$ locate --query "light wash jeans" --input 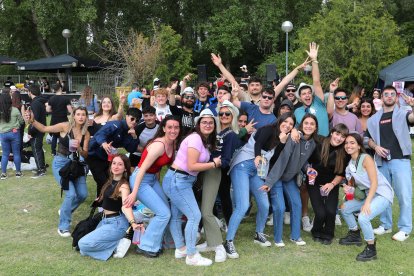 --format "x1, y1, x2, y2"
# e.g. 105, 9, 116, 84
270, 178, 302, 242
341, 195, 391, 241
378, 159, 412, 234
130, 168, 171, 253
52, 155, 88, 231
226, 159, 269, 241
0, 130, 21, 173
162, 169, 199, 255
79, 214, 129, 261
